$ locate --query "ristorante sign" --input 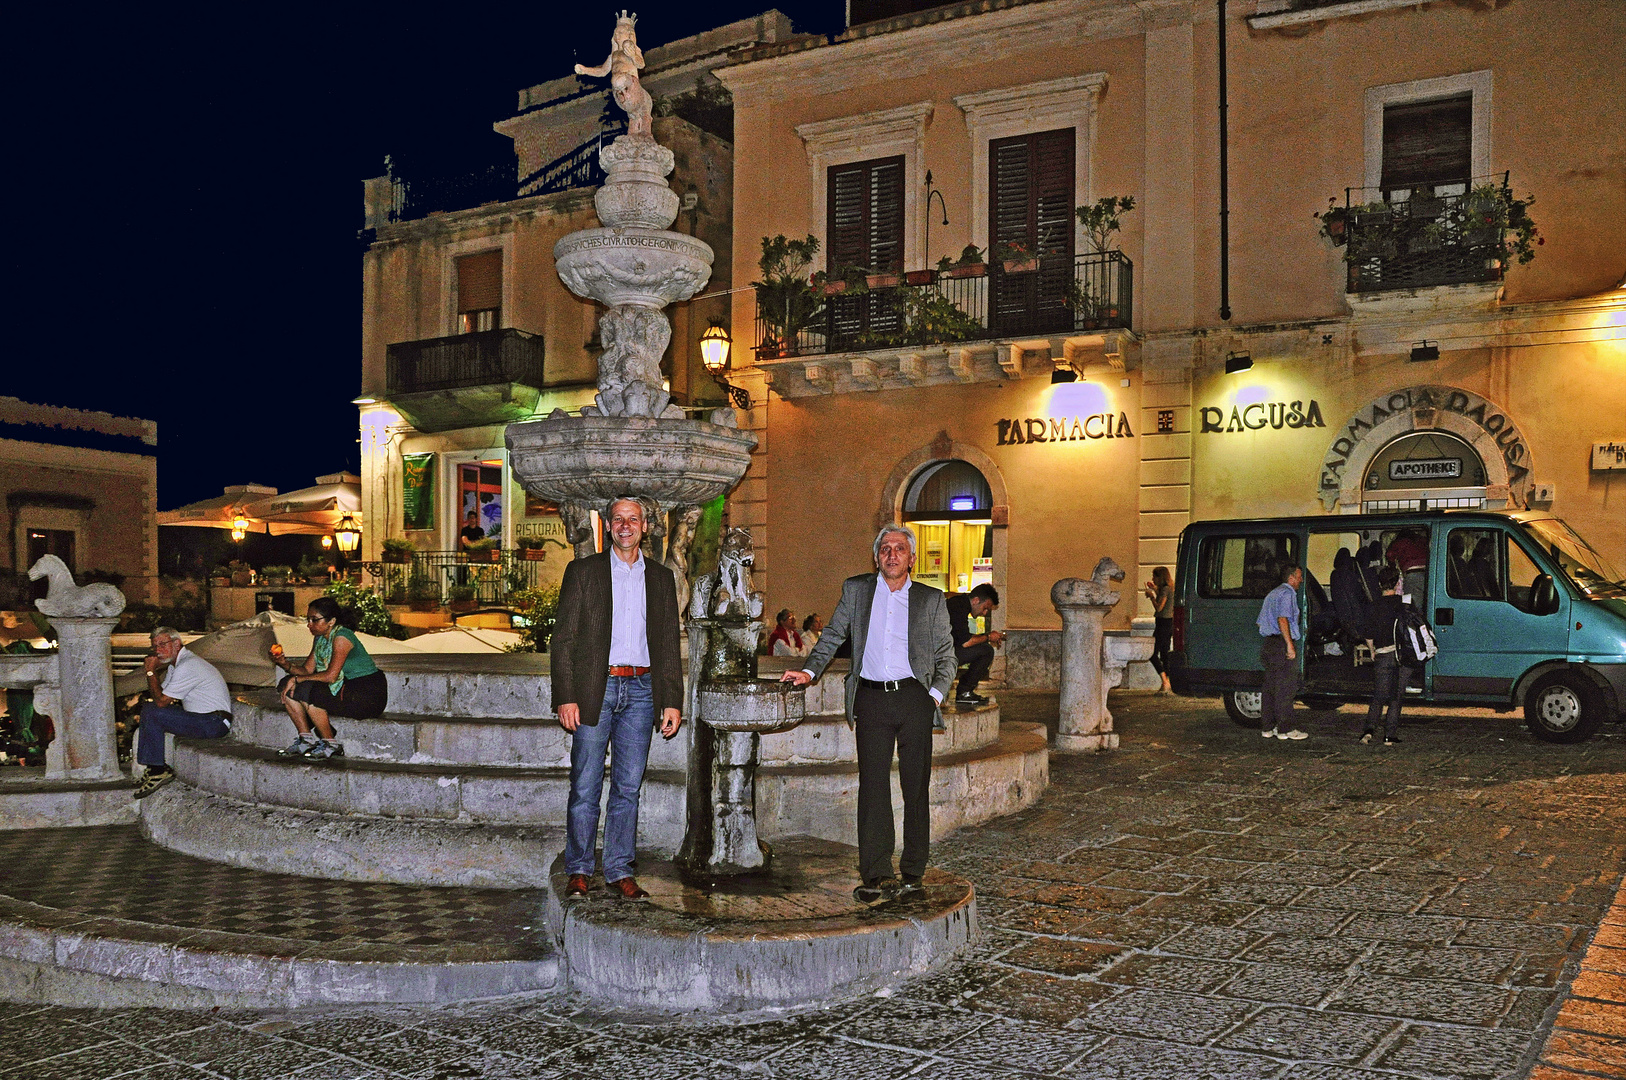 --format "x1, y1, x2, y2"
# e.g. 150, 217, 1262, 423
997, 413, 1133, 444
